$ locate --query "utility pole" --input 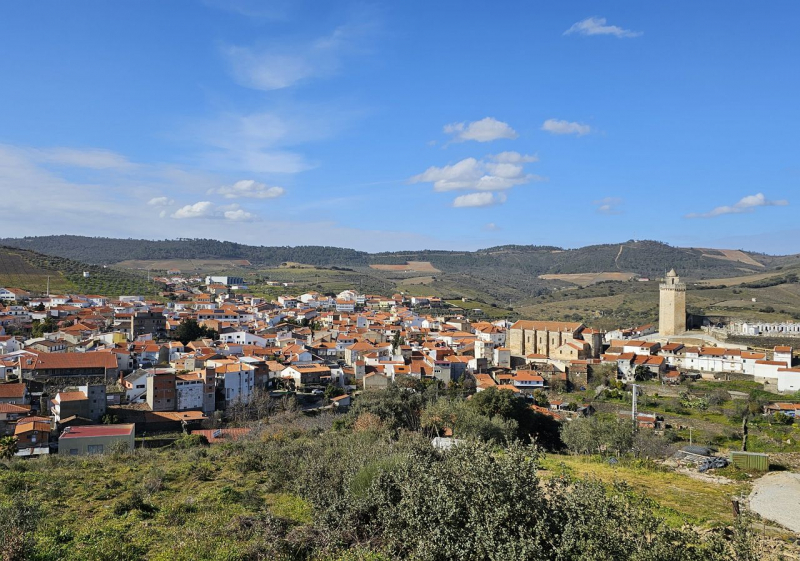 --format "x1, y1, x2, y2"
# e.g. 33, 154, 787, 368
631, 383, 638, 431
46, 275, 50, 297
